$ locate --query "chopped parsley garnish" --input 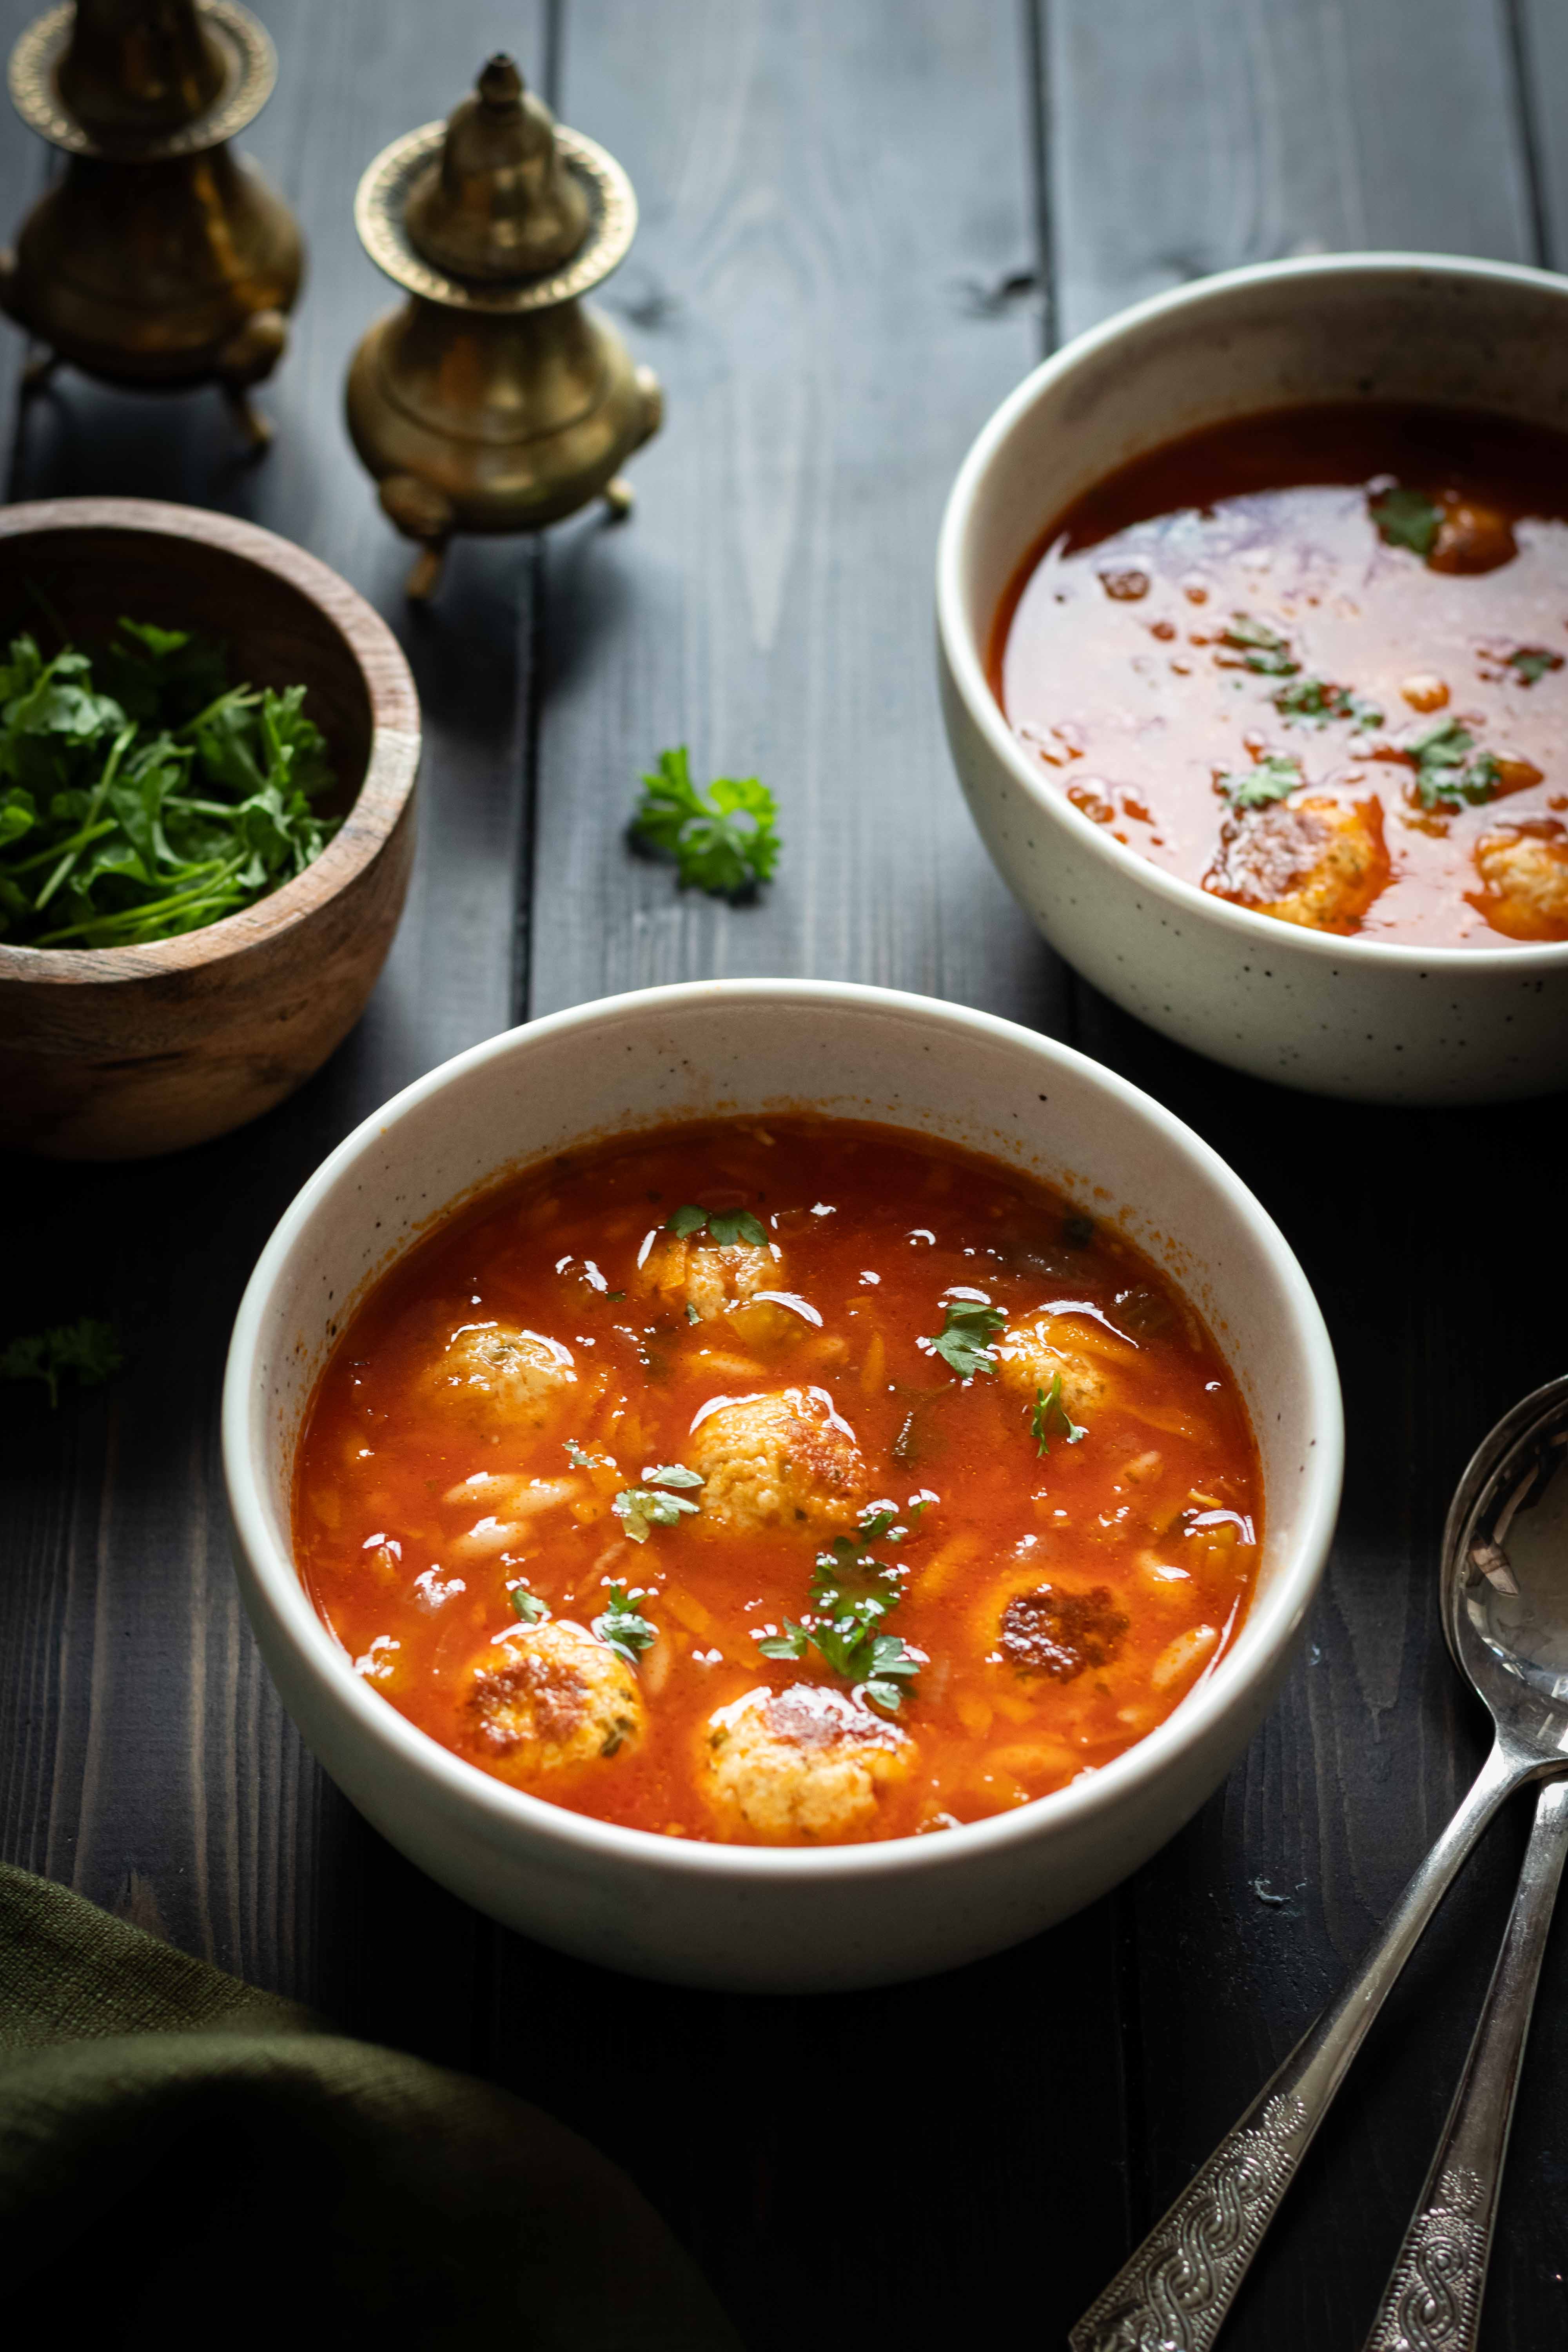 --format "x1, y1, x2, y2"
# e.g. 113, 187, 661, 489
593, 1584, 658, 1664
1370, 485, 1442, 559
0, 1316, 123, 1407
510, 1587, 549, 1624
0, 623, 338, 947
613, 1480, 701, 1542
1408, 717, 1500, 810
1217, 754, 1302, 810
642, 1462, 703, 1489
1031, 1372, 1087, 1456
924, 1294, 1006, 1379
1218, 615, 1298, 675
685, 1302, 700, 1325
629, 746, 781, 897
1272, 677, 1381, 730
665, 1203, 769, 1247
1506, 646, 1563, 686
757, 1502, 924, 1711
